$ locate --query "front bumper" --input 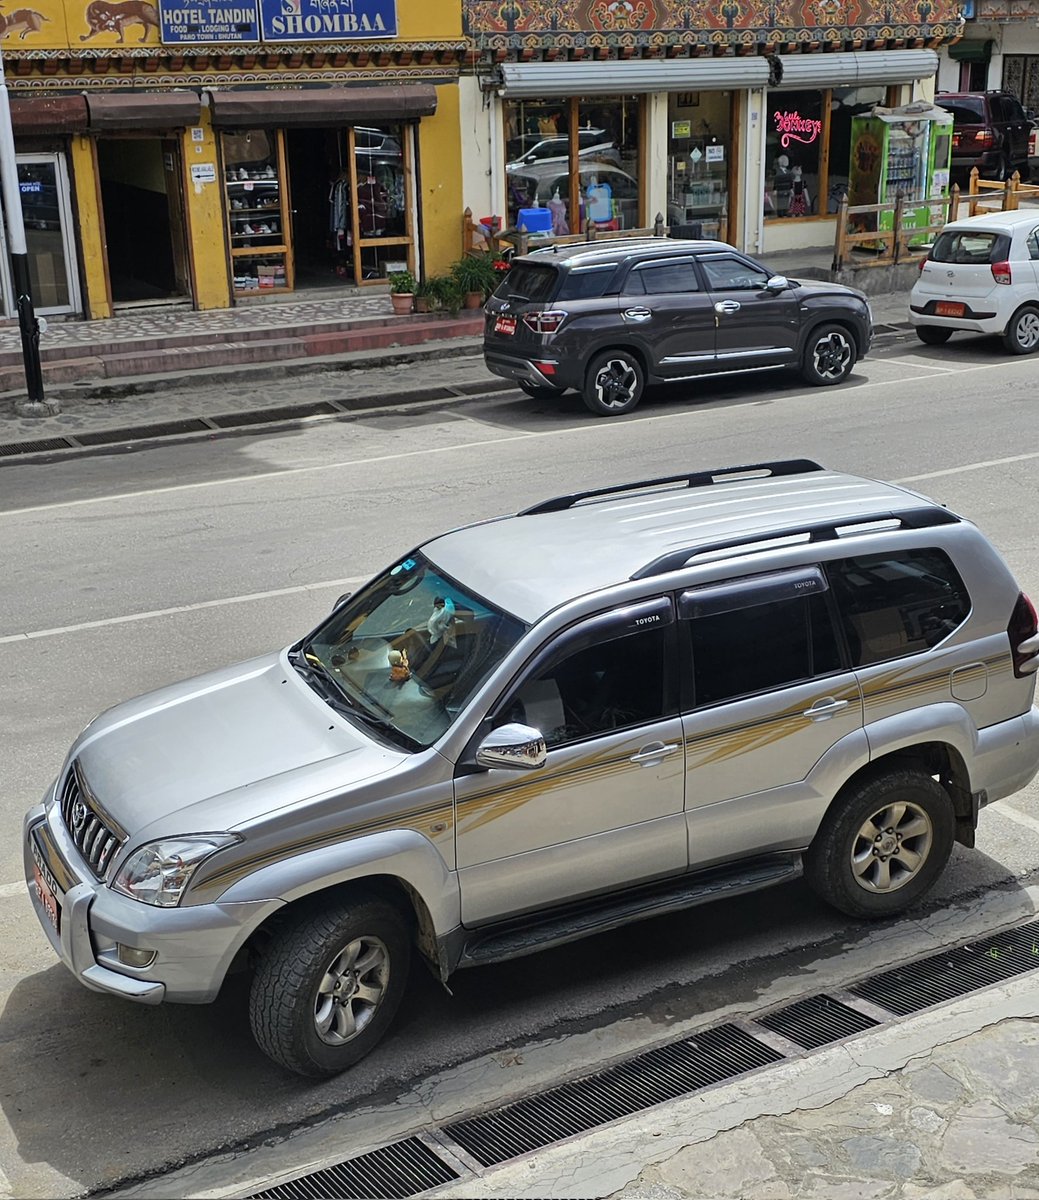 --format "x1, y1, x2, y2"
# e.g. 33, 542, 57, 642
24, 799, 282, 1005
